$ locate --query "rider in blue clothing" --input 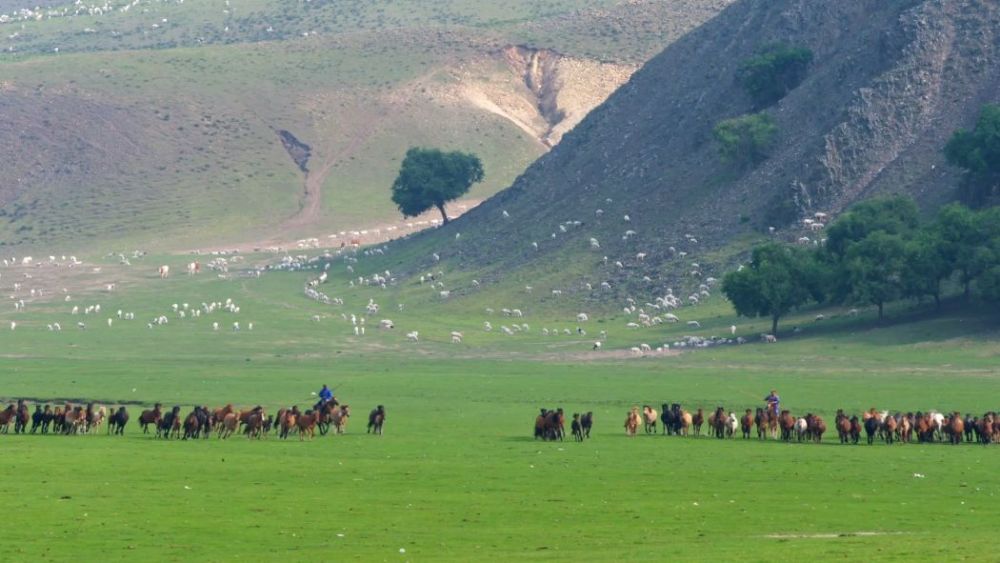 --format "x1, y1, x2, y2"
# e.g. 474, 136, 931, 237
319, 385, 334, 404
764, 390, 780, 416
